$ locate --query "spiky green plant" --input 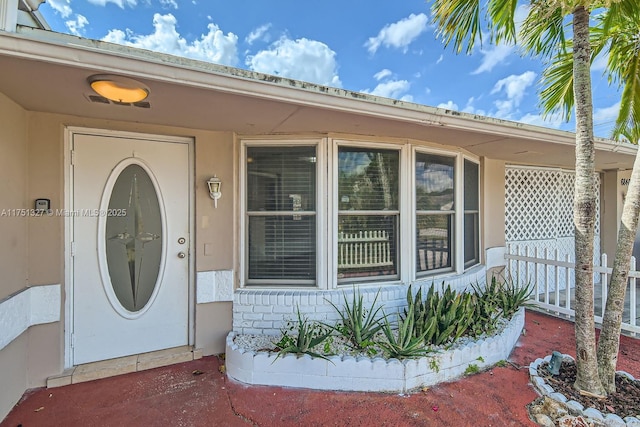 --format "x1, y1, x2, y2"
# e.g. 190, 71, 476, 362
405, 284, 475, 347
273, 308, 333, 361
378, 304, 432, 359
494, 276, 534, 319
325, 288, 385, 350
